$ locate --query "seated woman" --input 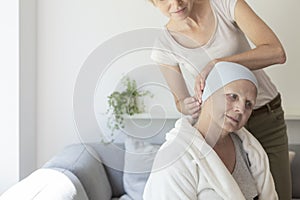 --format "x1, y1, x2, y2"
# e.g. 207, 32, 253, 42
143, 62, 278, 200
